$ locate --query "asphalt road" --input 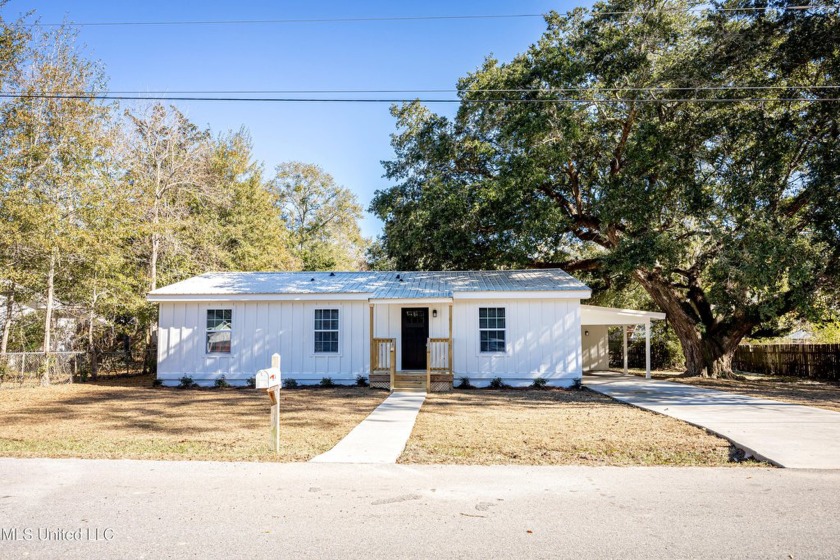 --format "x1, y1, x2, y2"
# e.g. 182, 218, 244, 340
1, 458, 839, 559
